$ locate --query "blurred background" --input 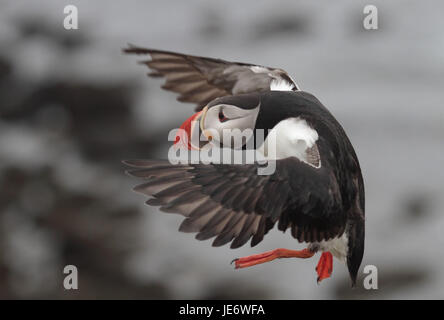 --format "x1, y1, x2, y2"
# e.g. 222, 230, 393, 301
0, 0, 443, 299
